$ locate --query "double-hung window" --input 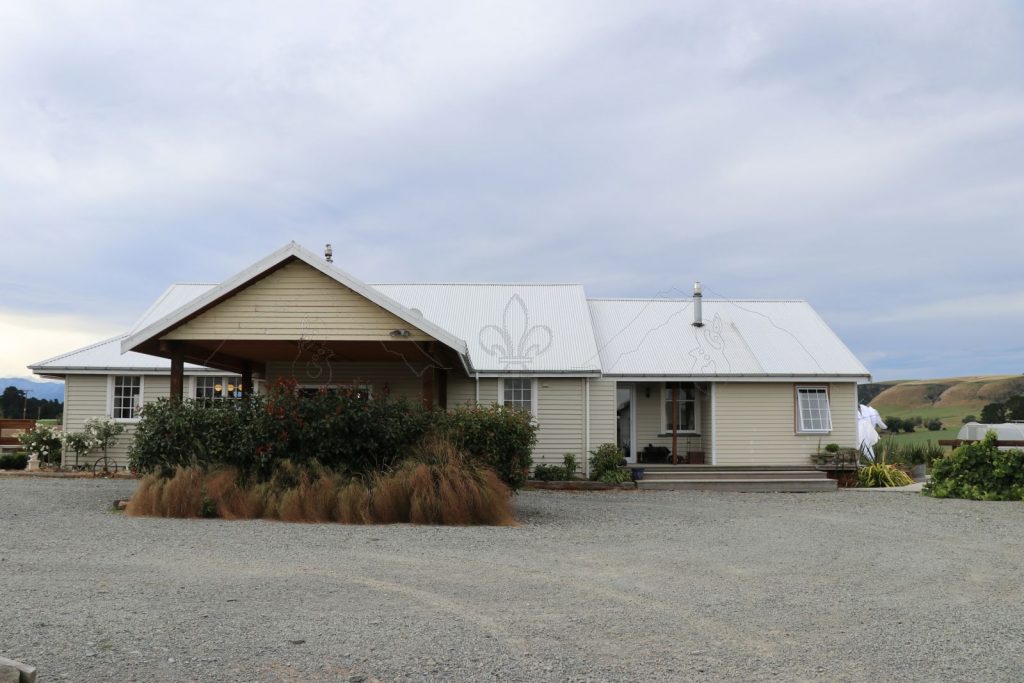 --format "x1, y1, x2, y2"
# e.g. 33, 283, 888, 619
111, 375, 143, 420
195, 376, 244, 401
796, 386, 832, 433
662, 382, 699, 433
500, 378, 536, 414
